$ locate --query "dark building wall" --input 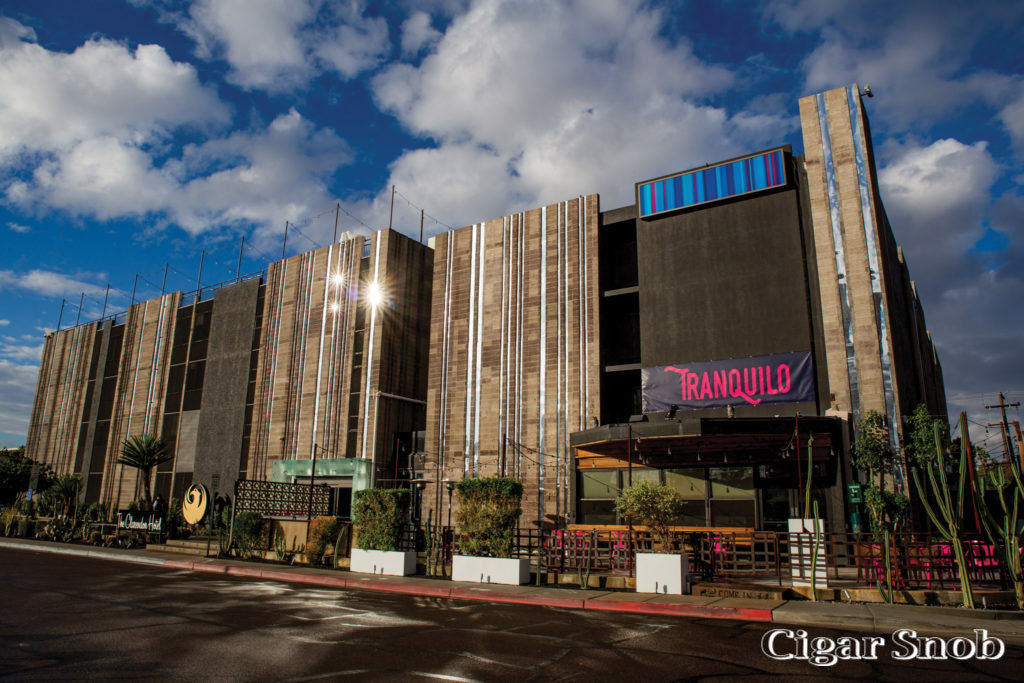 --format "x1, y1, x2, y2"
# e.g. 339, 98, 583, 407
635, 165, 820, 419
193, 278, 261, 495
